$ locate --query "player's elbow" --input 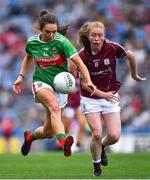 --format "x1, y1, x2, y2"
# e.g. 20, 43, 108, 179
126, 50, 136, 59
